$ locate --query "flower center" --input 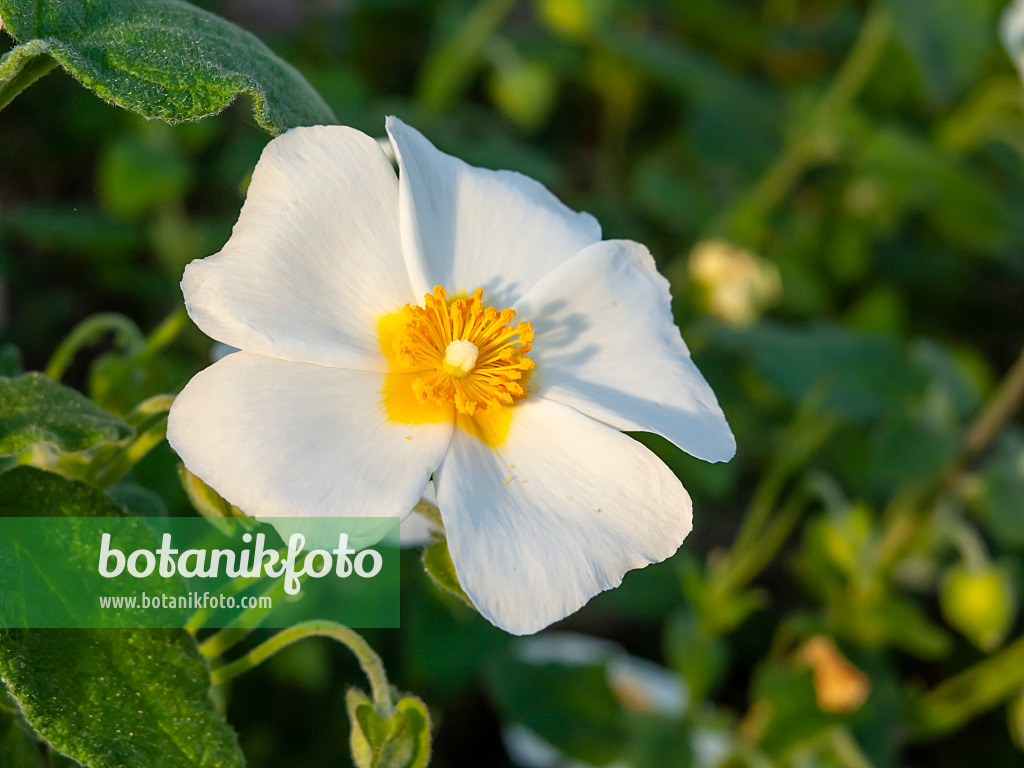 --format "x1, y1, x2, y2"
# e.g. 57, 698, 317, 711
383, 286, 534, 418
444, 339, 479, 375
